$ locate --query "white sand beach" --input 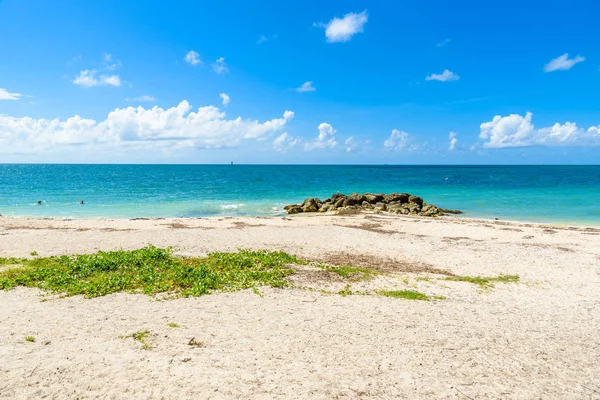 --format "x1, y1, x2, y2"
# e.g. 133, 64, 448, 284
1, 214, 599, 399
